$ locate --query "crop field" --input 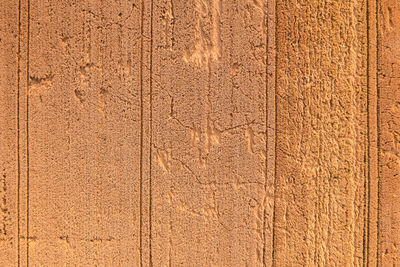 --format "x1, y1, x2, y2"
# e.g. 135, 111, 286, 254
0, 0, 399, 266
